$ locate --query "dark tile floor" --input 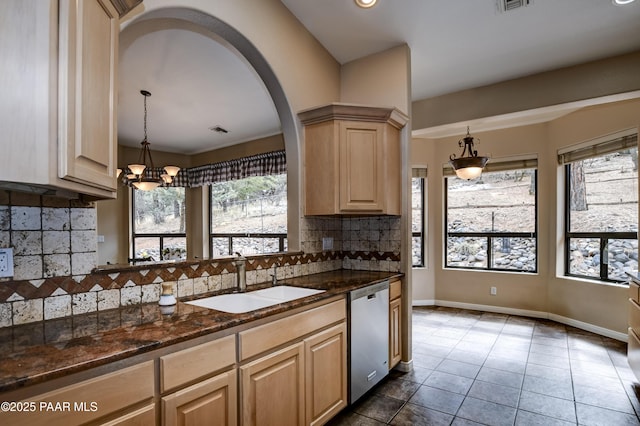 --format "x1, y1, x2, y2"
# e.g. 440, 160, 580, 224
328, 306, 640, 426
